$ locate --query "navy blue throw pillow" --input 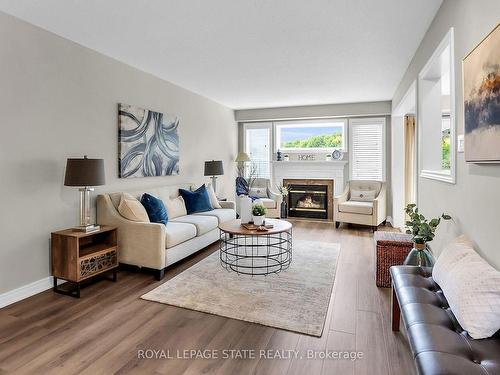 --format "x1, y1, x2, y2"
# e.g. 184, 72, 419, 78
140, 193, 168, 225
179, 185, 213, 214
